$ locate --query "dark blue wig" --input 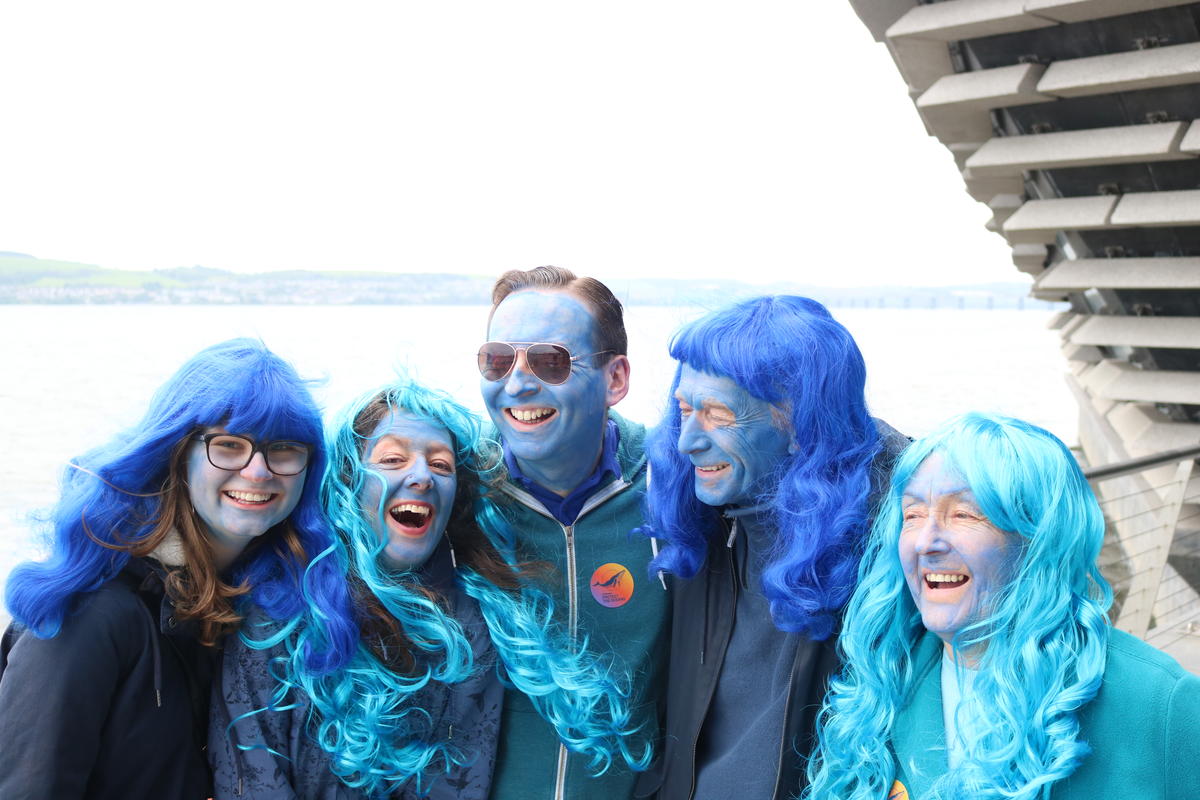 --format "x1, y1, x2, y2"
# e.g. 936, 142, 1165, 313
5, 338, 355, 667
644, 296, 880, 639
